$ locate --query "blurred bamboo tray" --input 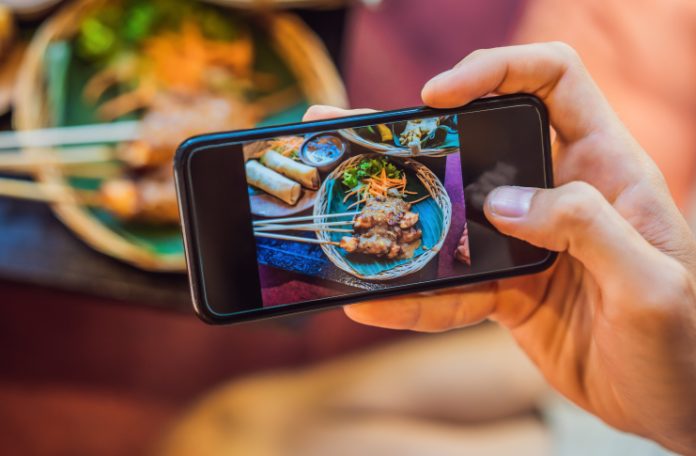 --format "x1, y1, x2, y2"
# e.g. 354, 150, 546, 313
204, 0, 351, 8
12, 0, 348, 272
